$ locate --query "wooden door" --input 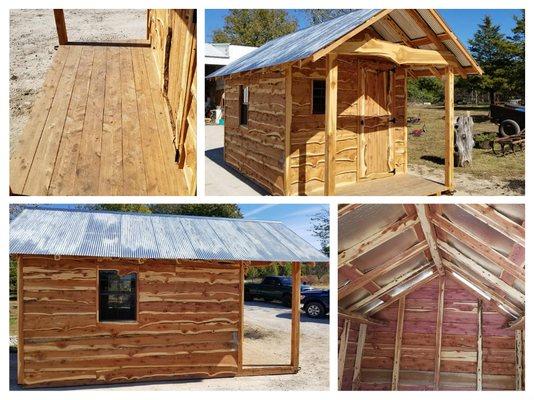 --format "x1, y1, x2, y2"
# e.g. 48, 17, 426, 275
358, 63, 395, 179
